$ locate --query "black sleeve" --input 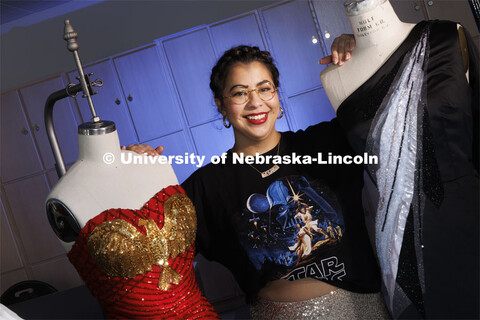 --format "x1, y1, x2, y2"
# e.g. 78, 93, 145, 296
181, 168, 266, 301
294, 118, 357, 156
181, 170, 216, 261
290, 118, 363, 184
